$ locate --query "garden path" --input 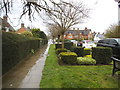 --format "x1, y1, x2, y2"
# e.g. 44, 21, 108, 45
2, 43, 50, 88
